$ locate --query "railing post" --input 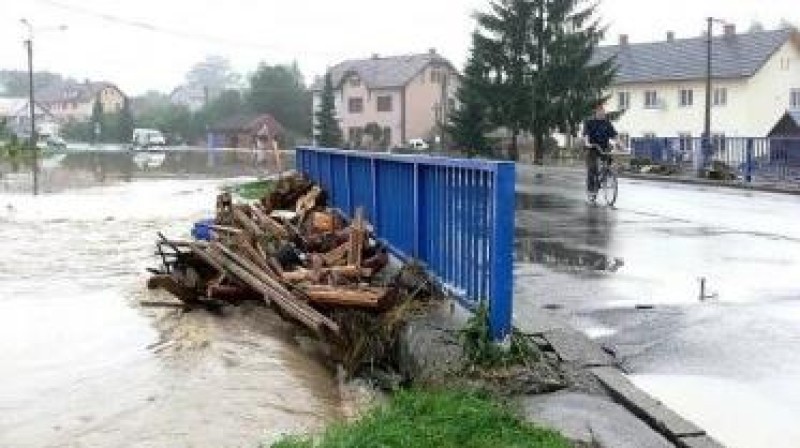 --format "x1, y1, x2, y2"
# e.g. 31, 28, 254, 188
745, 138, 754, 183
489, 162, 515, 341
